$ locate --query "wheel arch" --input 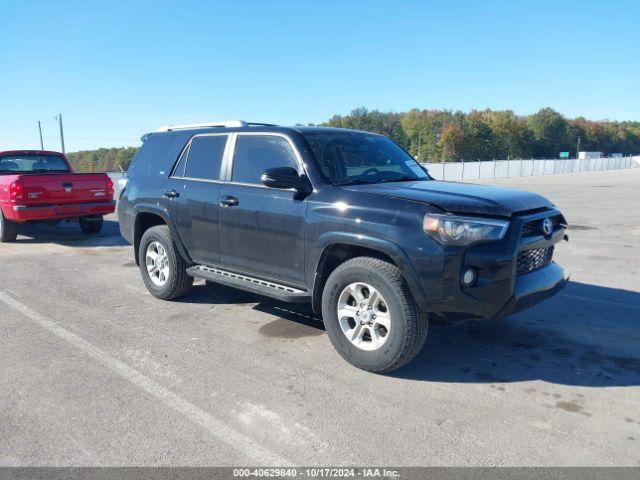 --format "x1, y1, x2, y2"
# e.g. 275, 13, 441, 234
309, 233, 428, 314
133, 206, 191, 266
